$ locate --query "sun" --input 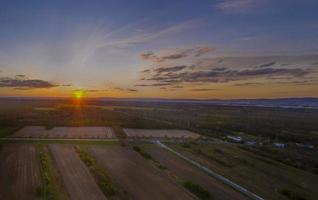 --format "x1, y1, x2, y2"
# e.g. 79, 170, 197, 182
72, 89, 86, 100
